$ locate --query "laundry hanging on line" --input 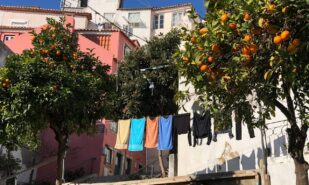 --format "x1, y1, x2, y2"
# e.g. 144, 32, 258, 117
114, 119, 131, 150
